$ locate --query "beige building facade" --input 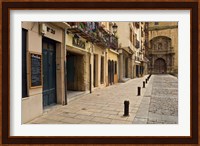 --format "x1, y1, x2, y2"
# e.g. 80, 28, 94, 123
116, 22, 134, 82
22, 21, 149, 123
116, 22, 147, 81
148, 22, 178, 75
22, 21, 119, 123
102, 22, 119, 86
22, 22, 69, 123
